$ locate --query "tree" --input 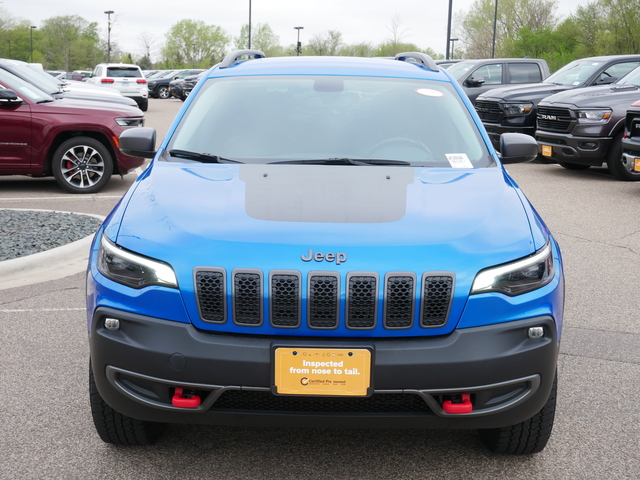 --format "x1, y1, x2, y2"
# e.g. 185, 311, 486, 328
387, 12, 411, 54
234, 23, 282, 56
40, 16, 102, 70
307, 30, 343, 56
138, 31, 157, 69
162, 19, 230, 68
